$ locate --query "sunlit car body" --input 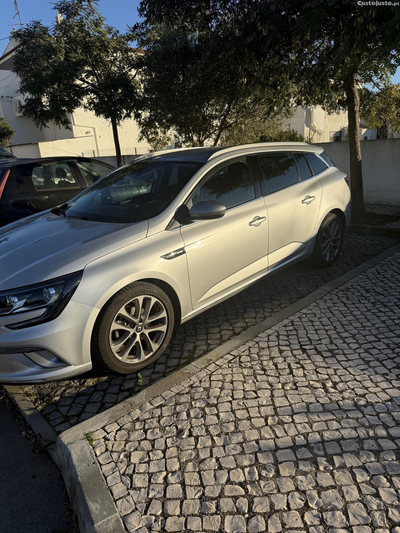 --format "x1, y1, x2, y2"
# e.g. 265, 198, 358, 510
0, 156, 115, 226
0, 143, 350, 383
